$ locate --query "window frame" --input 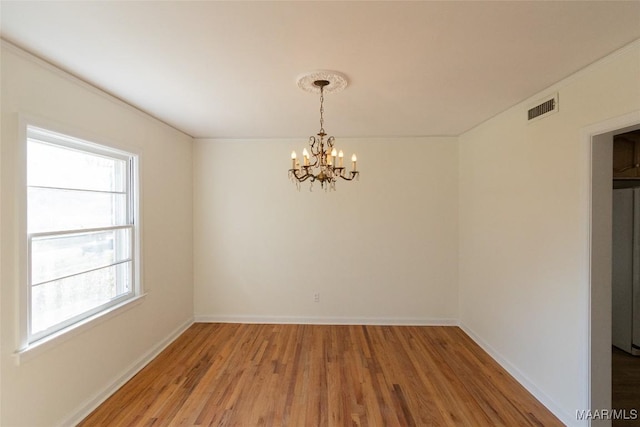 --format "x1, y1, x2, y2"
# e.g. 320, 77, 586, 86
16, 118, 143, 360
